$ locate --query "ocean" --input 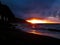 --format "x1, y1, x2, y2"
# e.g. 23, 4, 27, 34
15, 24, 60, 39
